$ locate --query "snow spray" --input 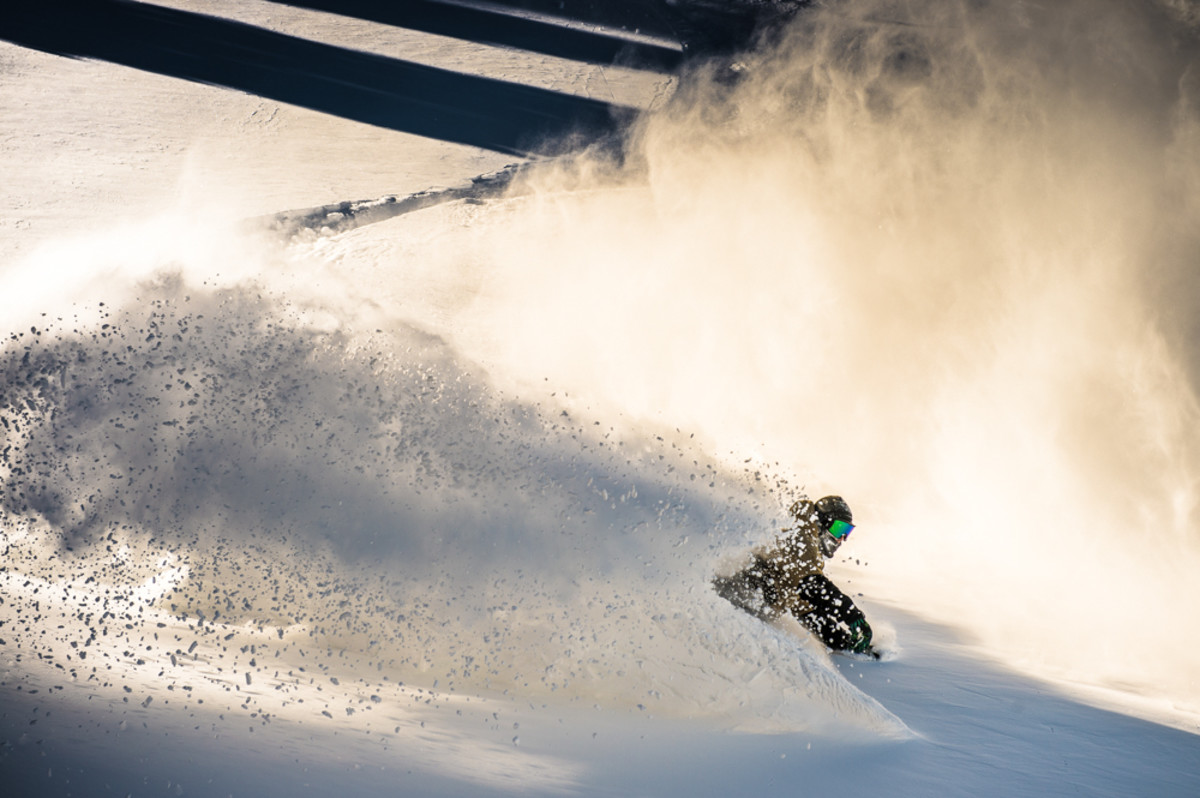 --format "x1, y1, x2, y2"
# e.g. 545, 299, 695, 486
398, 0, 1200, 707
0, 198, 896, 733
